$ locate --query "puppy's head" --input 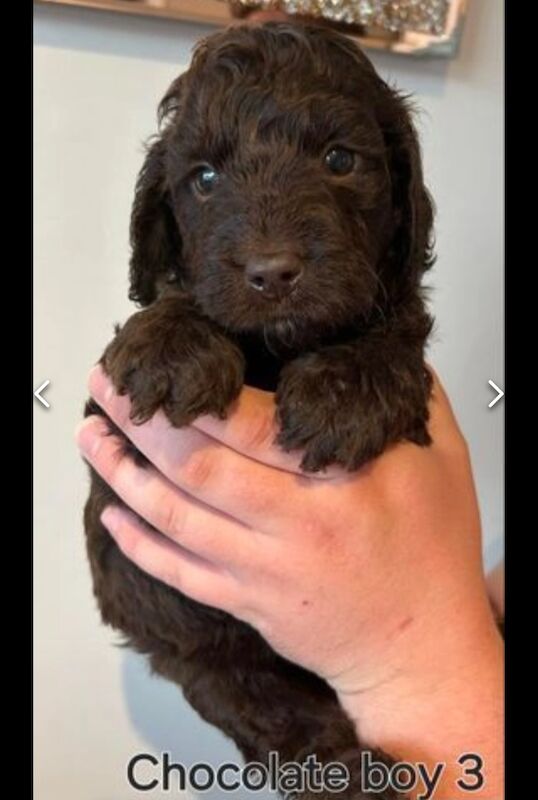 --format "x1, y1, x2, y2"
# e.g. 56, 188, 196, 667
129, 23, 434, 347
